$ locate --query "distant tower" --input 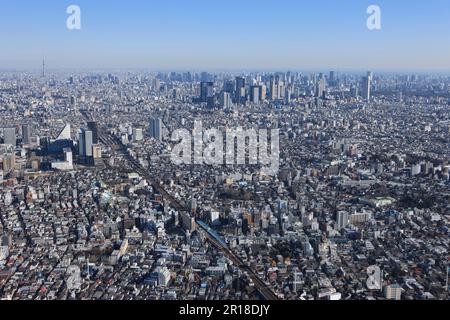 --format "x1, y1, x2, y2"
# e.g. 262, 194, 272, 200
42, 57, 45, 78
362, 71, 372, 101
